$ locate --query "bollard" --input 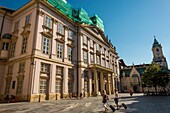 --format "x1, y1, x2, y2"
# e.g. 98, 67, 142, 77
39, 95, 41, 102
